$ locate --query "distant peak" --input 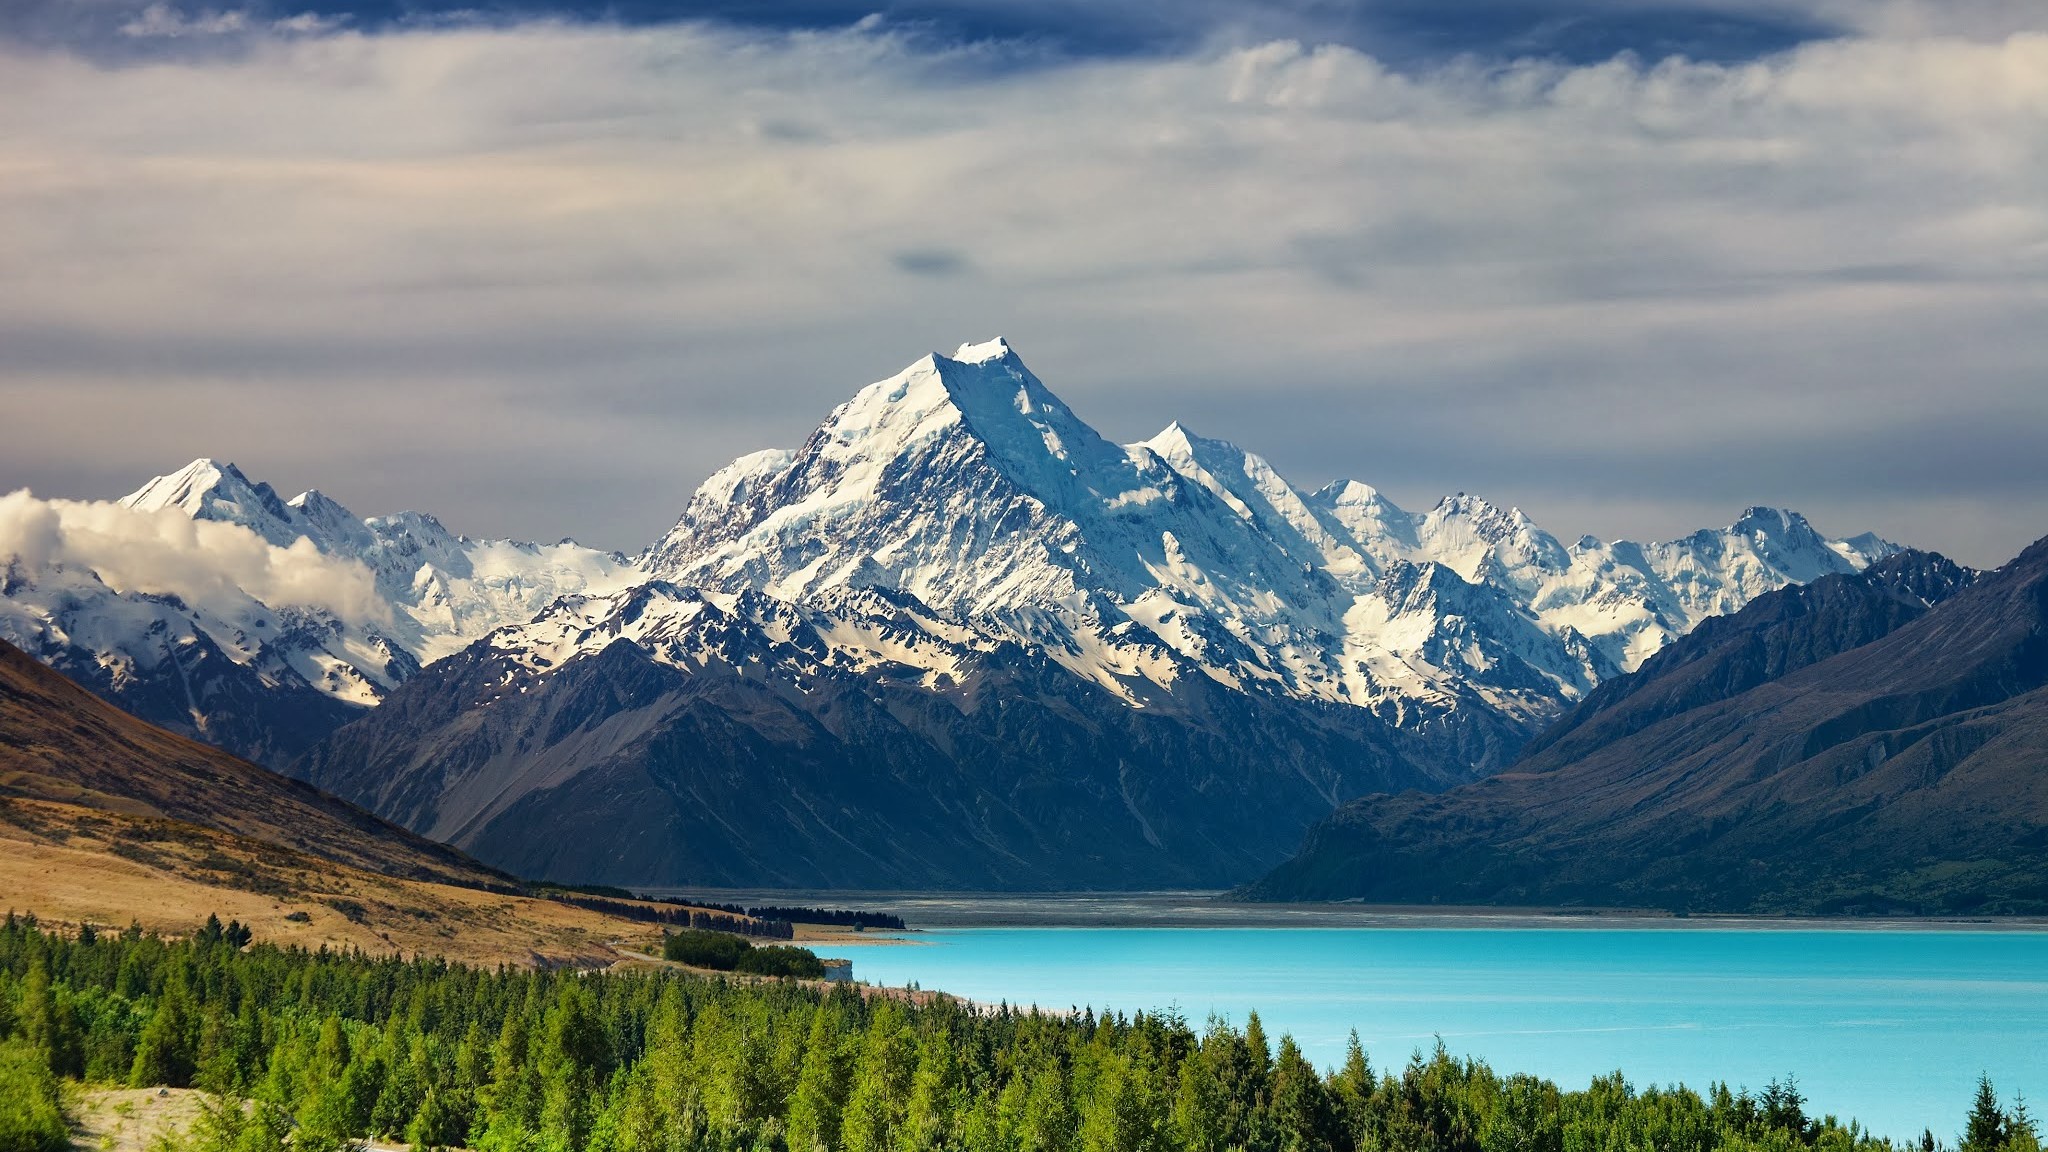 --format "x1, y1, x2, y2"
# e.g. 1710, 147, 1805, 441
1732, 506, 1811, 535
1435, 492, 1500, 515
949, 337, 1017, 365
1140, 420, 1203, 455
121, 457, 259, 514
1317, 479, 1386, 505
171, 458, 239, 486
378, 509, 452, 534
291, 486, 364, 521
